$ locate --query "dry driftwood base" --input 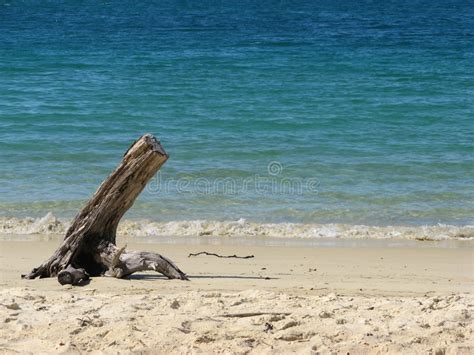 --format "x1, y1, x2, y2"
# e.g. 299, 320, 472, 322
57, 265, 89, 286
98, 242, 187, 279
23, 134, 188, 284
